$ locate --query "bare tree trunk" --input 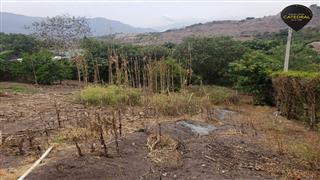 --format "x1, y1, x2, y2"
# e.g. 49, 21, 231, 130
128, 62, 133, 88
178, 58, 183, 90
155, 65, 158, 92
147, 58, 153, 93
171, 64, 174, 92
108, 56, 113, 85
75, 58, 81, 88
166, 65, 170, 92
188, 43, 193, 86
142, 57, 147, 90
114, 54, 120, 85
83, 58, 88, 86
310, 103, 316, 128
96, 60, 101, 84
123, 58, 129, 87
137, 59, 141, 88
93, 60, 98, 84
31, 60, 38, 85
134, 58, 138, 88
160, 60, 165, 93
80, 57, 87, 86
